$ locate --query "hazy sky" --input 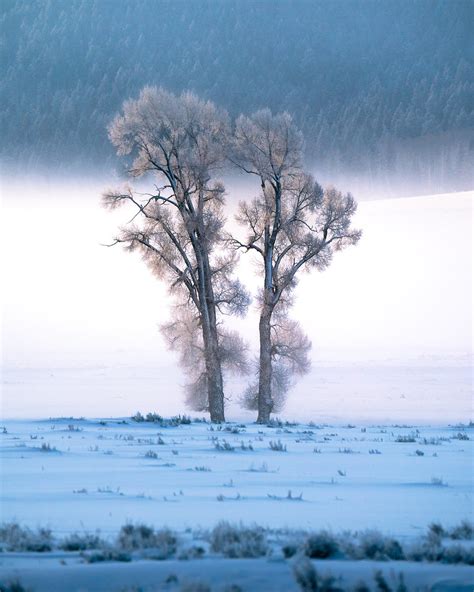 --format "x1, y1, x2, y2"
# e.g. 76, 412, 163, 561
1, 178, 472, 420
